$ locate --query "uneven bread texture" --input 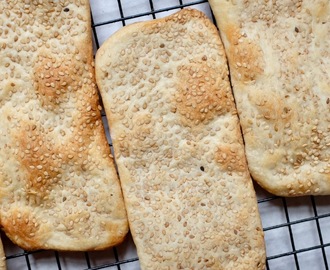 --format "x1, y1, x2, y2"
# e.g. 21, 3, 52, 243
0, 0, 128, 250
96, 9, 265, 270
209, 0, 330, 196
